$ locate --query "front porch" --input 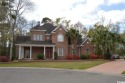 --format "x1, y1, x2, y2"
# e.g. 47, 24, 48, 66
17, 44, 55, 60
